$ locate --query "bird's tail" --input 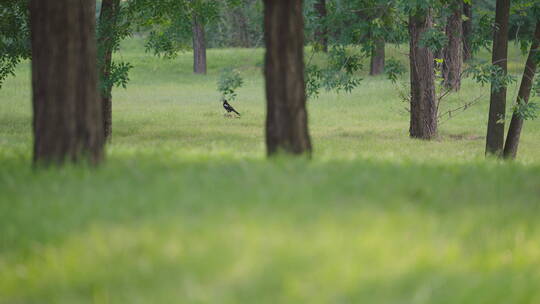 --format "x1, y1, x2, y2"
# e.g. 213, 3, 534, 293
233, 109, 240, 116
